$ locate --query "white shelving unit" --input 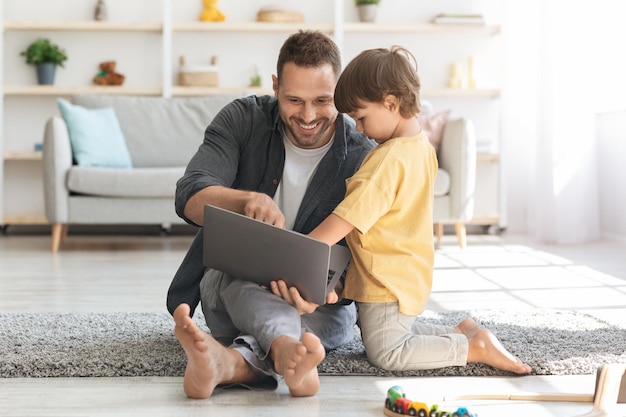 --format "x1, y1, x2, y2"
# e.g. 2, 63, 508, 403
3, 85, 162, 96
2, 85, 501, 99
172, 21, 334, 33
342, 22, 500, 35
1, 0, 503, 226
3, 21, 163, 31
